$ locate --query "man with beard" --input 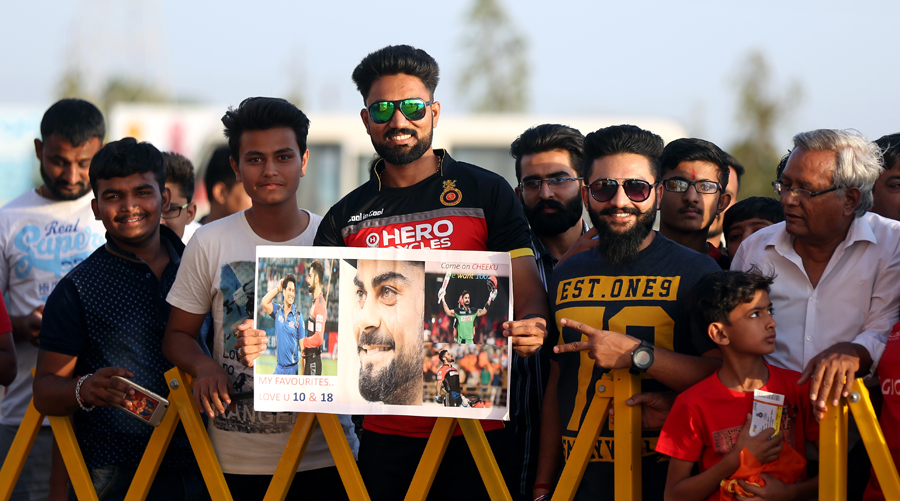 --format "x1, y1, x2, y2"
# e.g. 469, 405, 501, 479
441, 289, 493, 344
301, 260, 327, 375
0, 98, 106, 500
309, 45, 549, 500
533, 125, 723, 501
657, 138, 733, 269
511, 124, 588, 285
352, 259, 425, 405
507, 123, 586, 501
260, 274, 305, 375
